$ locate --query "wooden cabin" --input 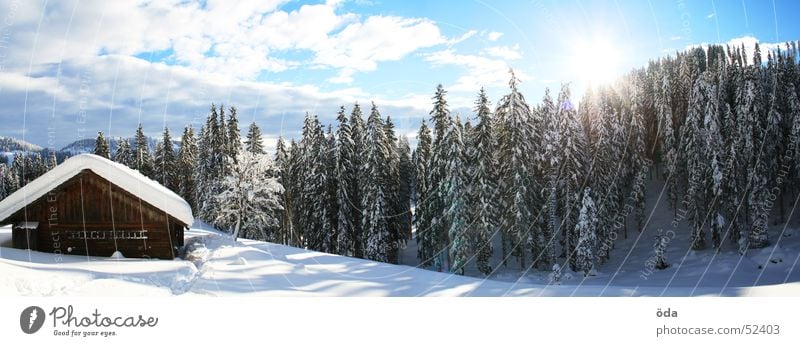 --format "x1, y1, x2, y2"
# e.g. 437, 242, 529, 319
0, 154, 193, 259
